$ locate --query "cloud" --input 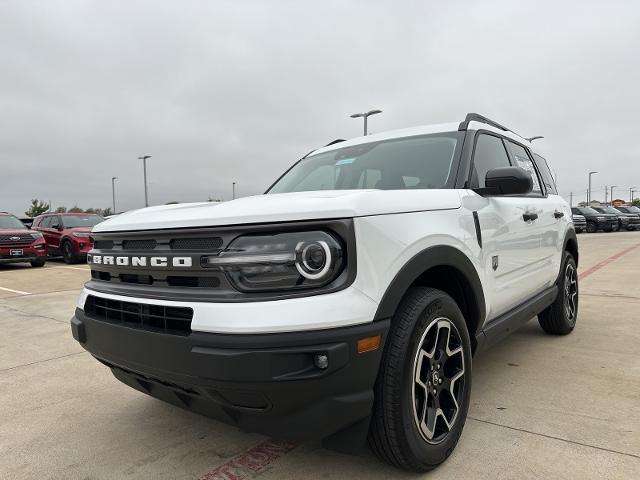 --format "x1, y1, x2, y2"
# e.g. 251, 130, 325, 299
1, 0, 639, 215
